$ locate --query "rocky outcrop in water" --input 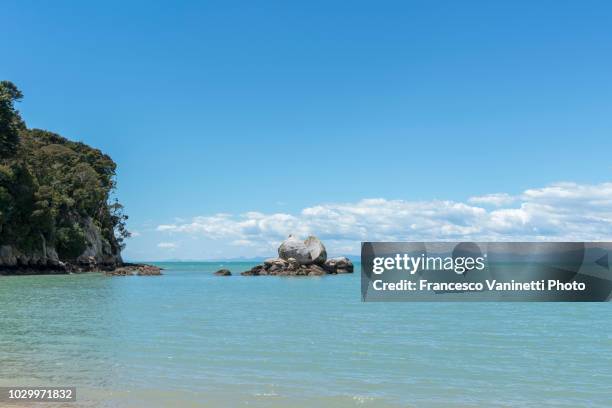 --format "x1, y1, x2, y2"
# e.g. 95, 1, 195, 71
105, 263, 162, 276
214, 269, 232, 276
323, 257, 354, 274
240, 236, 353, 277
